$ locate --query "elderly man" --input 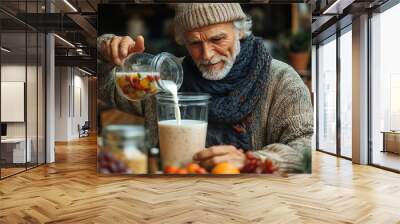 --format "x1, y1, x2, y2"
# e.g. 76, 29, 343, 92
98, 3, 313, 173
